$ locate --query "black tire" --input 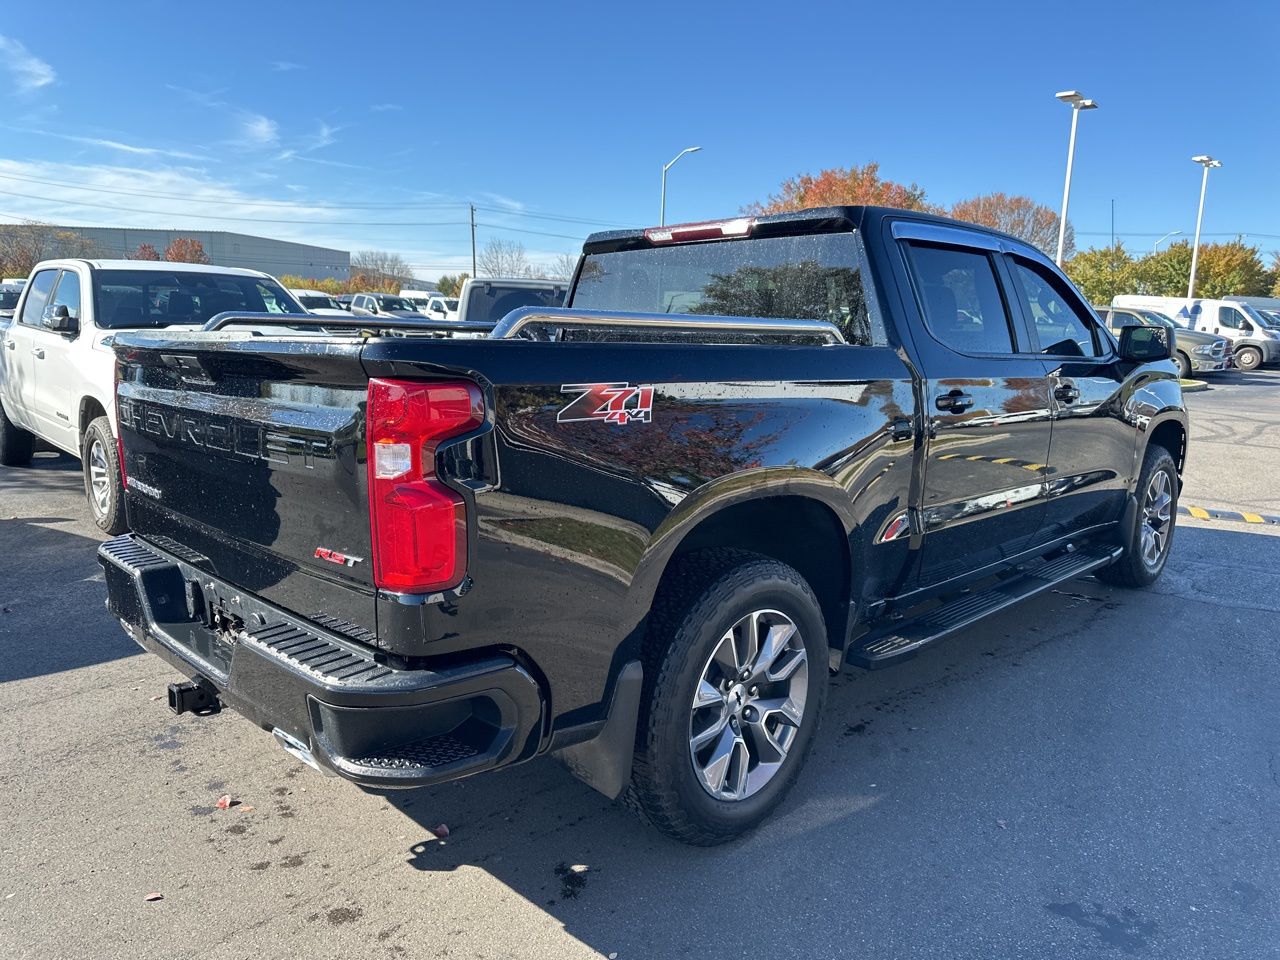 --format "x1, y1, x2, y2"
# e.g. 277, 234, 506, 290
1234, 346, 1262, 372
0, 403, 34, 466
1096, 445, 1177, 588
81, 416, 127, 535
626, 550, 828, 845
1175, 351, 1193, 380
